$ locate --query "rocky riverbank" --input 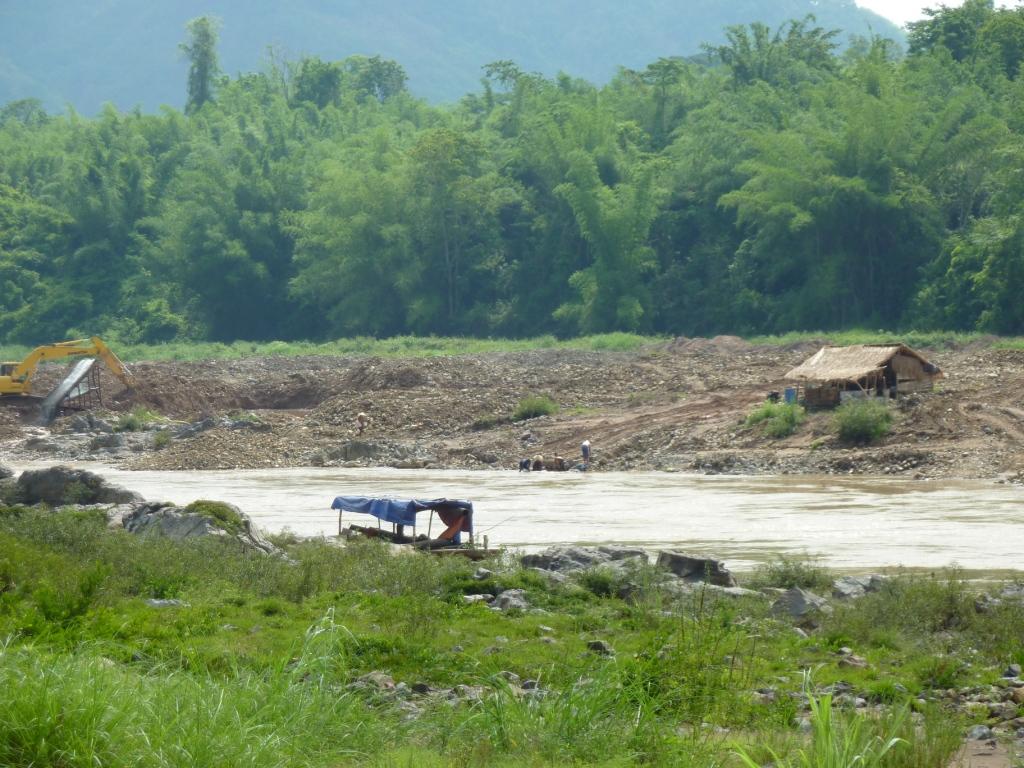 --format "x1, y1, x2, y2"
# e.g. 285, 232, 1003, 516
2, 337, 1024, 482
